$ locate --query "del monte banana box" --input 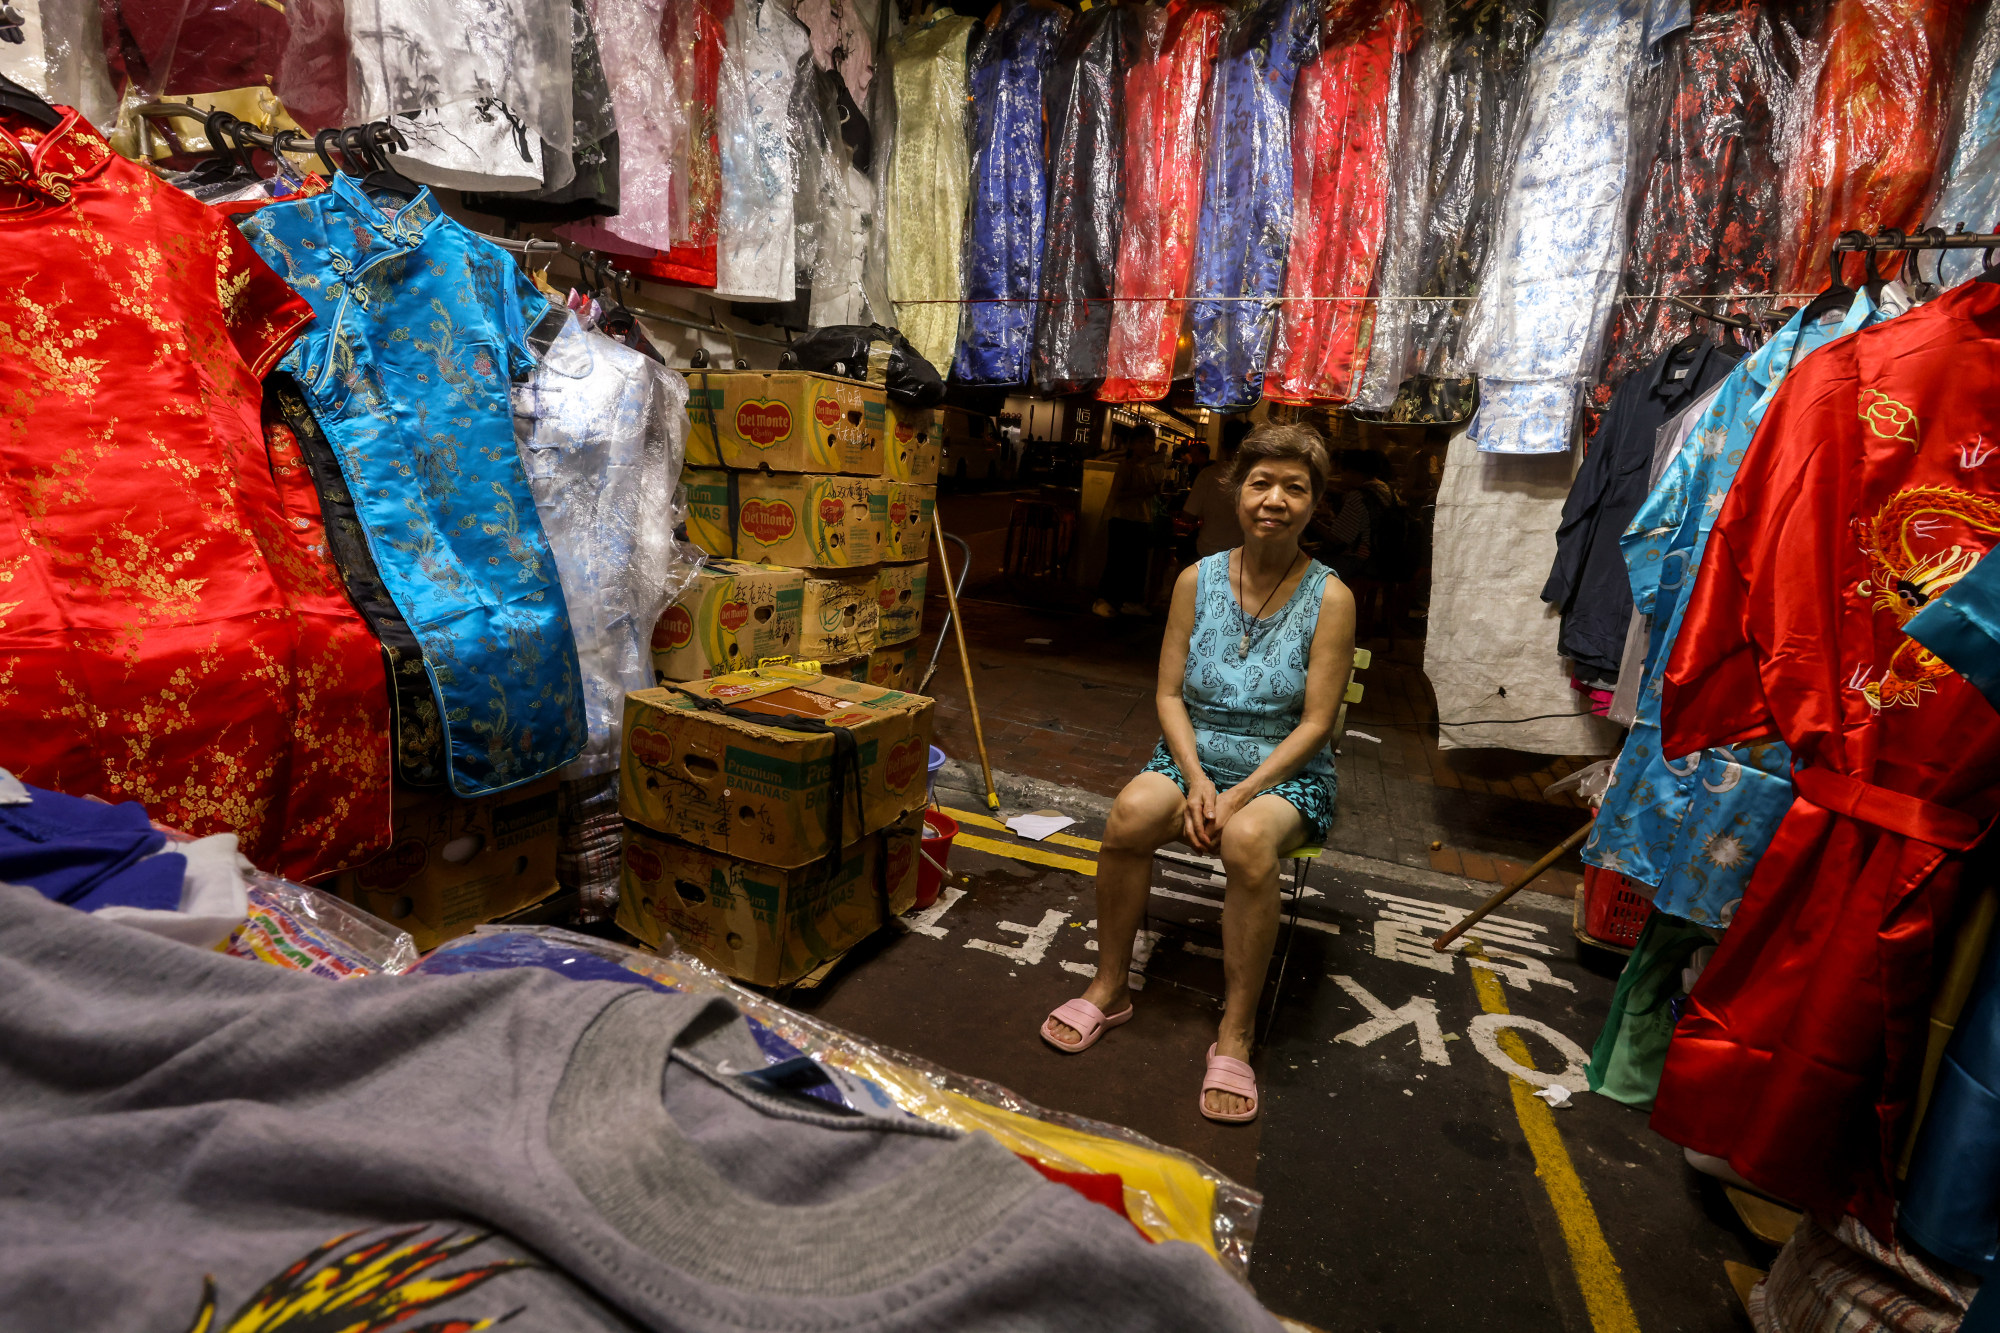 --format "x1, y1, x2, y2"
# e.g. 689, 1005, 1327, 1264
617, 813, 920, 986
883, 482, 935, 562
866, 642, 922, 690
652, 559, 804, 682
875, 559, 927, 646
801, 567, 879, 659
732, 472, 885, 568
619, 664, 933, 867
684, 369, 886, 474
883, 403, 943, 484
683, 468, 733, 558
